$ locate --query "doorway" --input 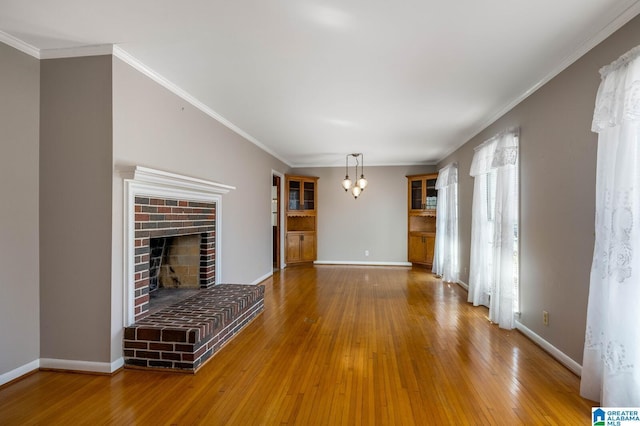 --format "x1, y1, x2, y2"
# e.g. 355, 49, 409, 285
272, 174, 281, 270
